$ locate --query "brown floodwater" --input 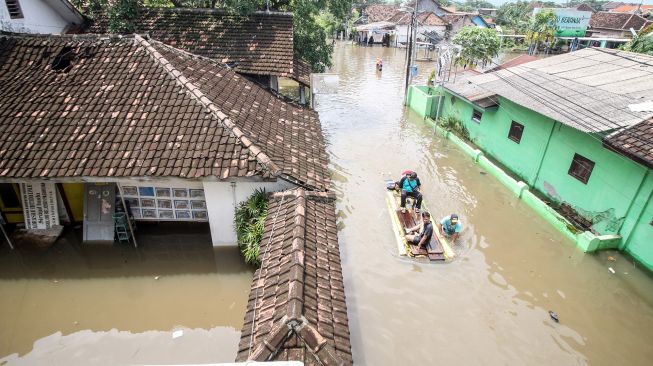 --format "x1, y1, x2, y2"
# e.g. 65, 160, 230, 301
318, 42, 653, 365
0, 223, 253, 365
